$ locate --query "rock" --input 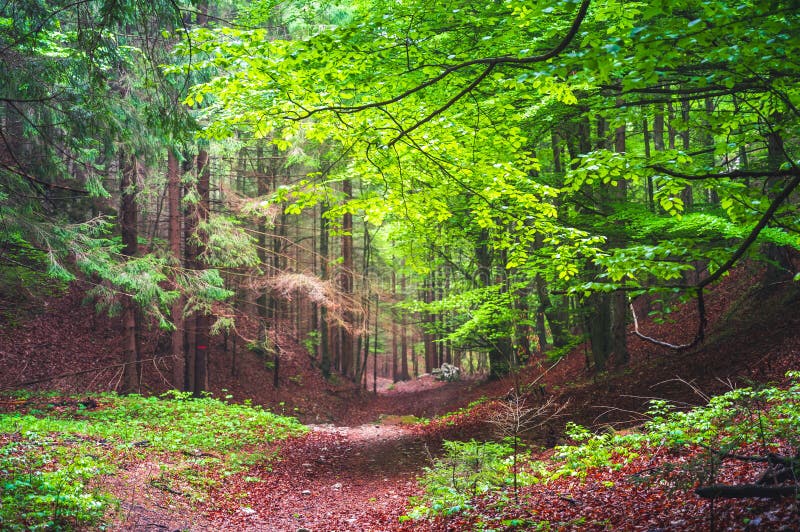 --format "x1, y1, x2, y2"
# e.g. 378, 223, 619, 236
301, 489, 312, 496
431, 363, 461, 381
240, 507, 257, 517
331, 482, 342, 490
297, 528, 312, 532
